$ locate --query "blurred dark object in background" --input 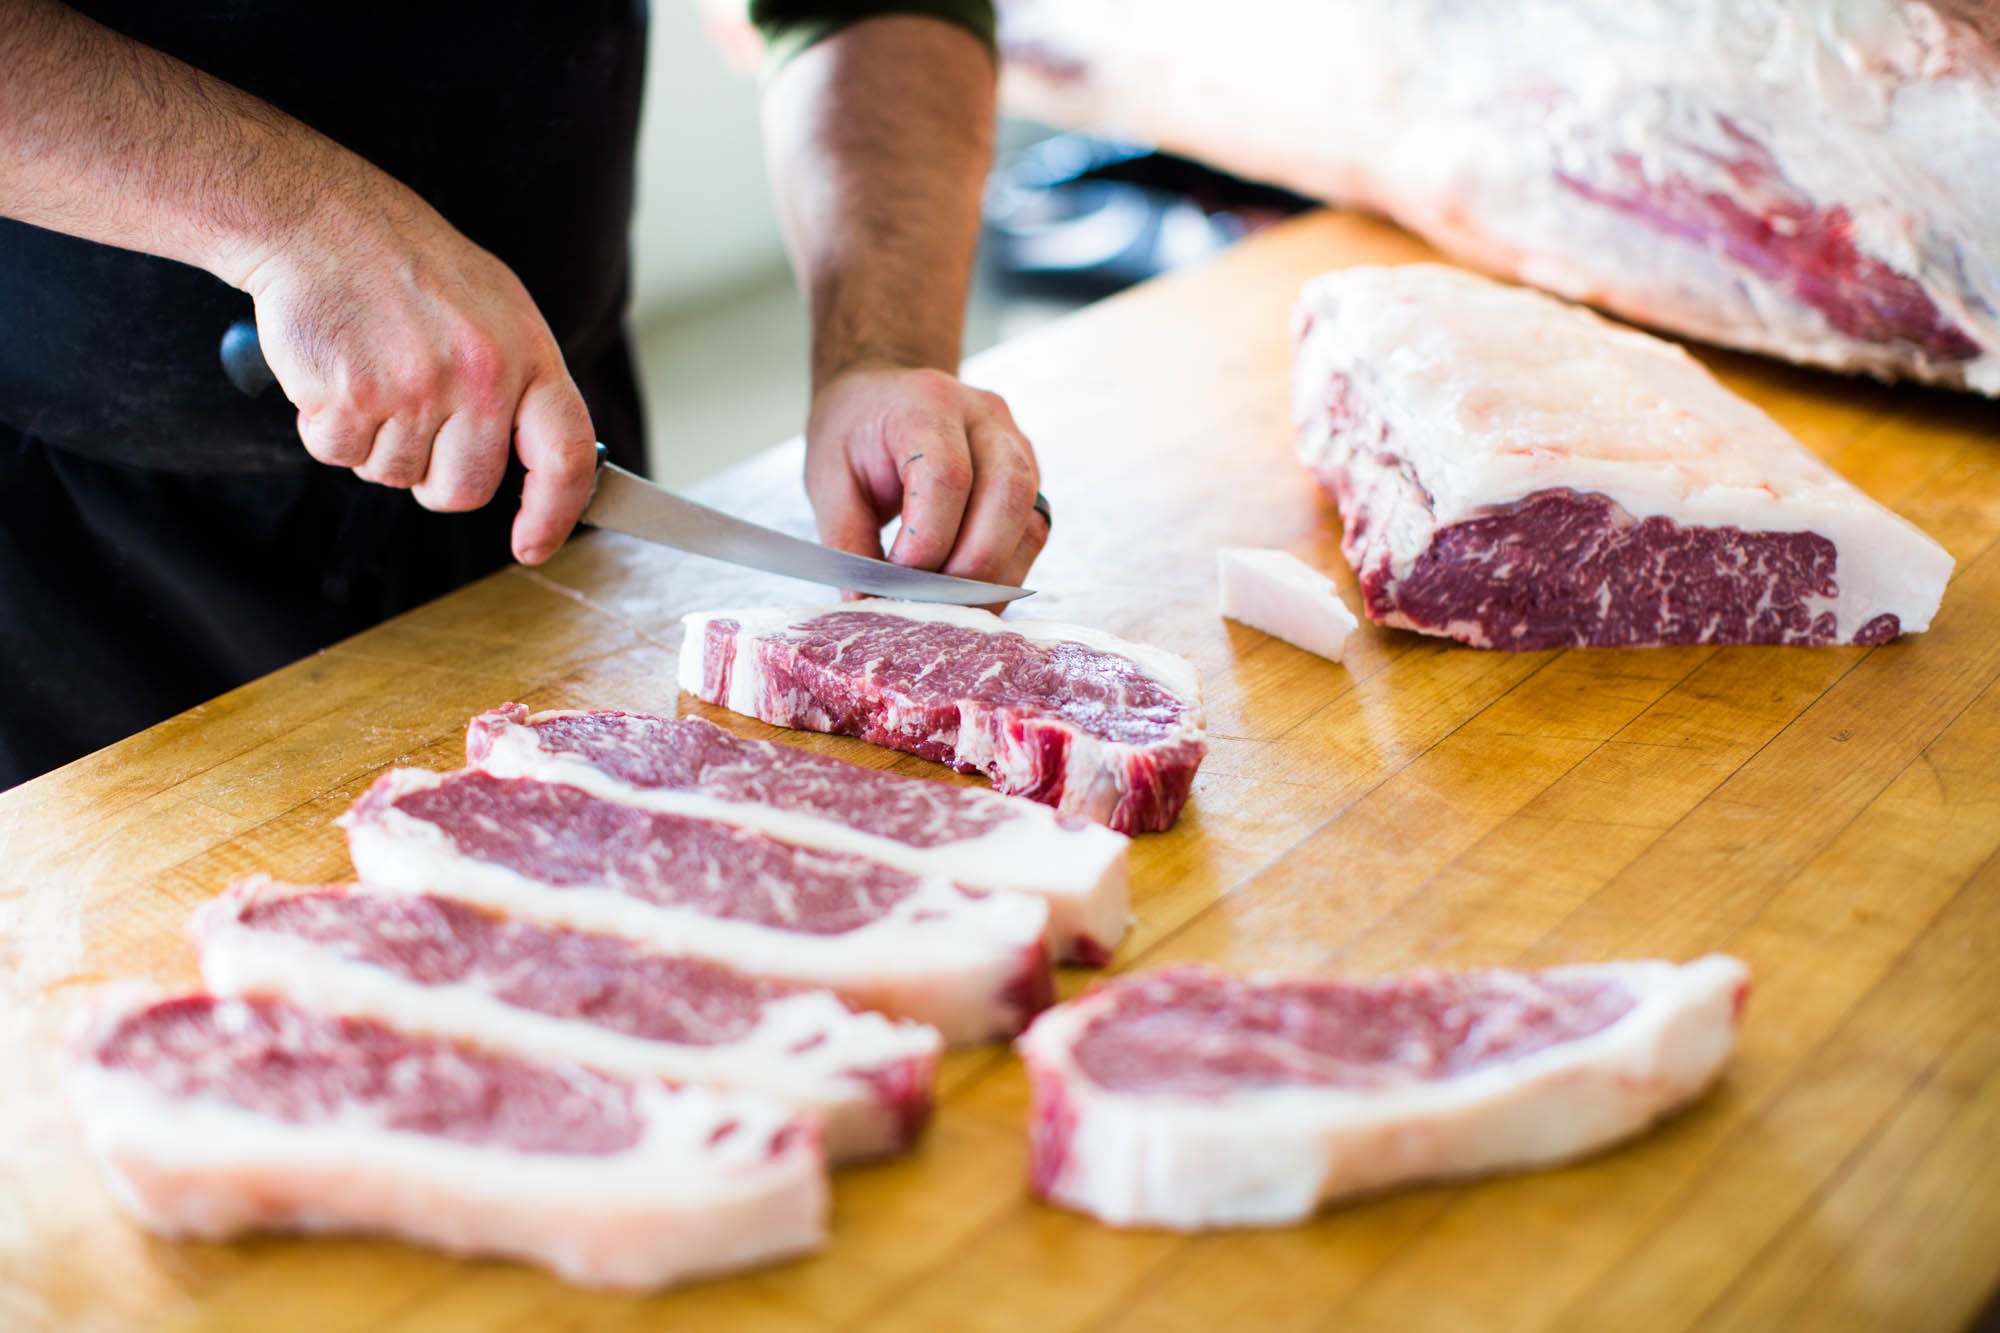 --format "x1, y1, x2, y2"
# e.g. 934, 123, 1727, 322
980, 132, 1312, 301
